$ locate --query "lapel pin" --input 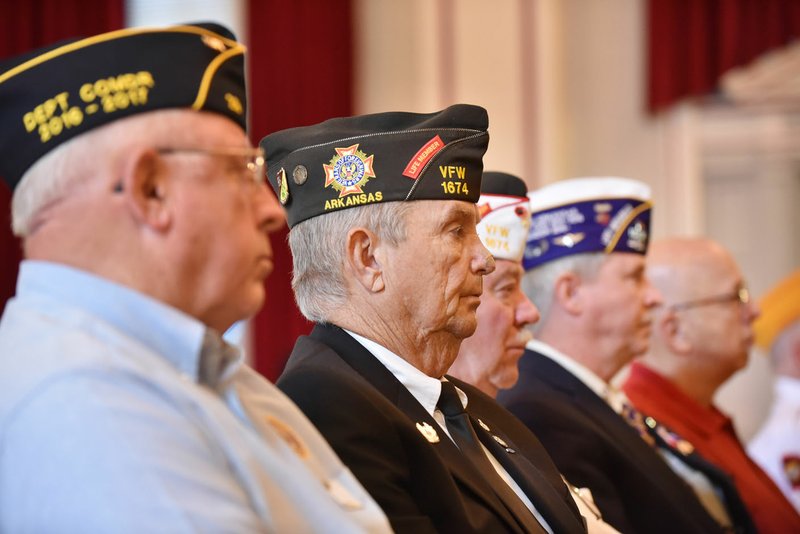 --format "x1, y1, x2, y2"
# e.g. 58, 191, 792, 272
492, 434, 509, 448
417, 421, 440, 443
478, 418, 491, 432
265, 415, 309, 459
656, 425, 695, 455
324, 479, 363, 511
